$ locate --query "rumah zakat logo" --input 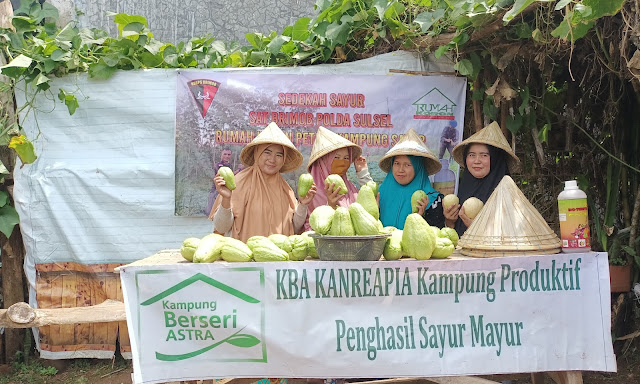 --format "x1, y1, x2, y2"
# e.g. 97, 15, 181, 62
412, 87, 456, 120
188, 79, 221, 118
140, 272, 265, 362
